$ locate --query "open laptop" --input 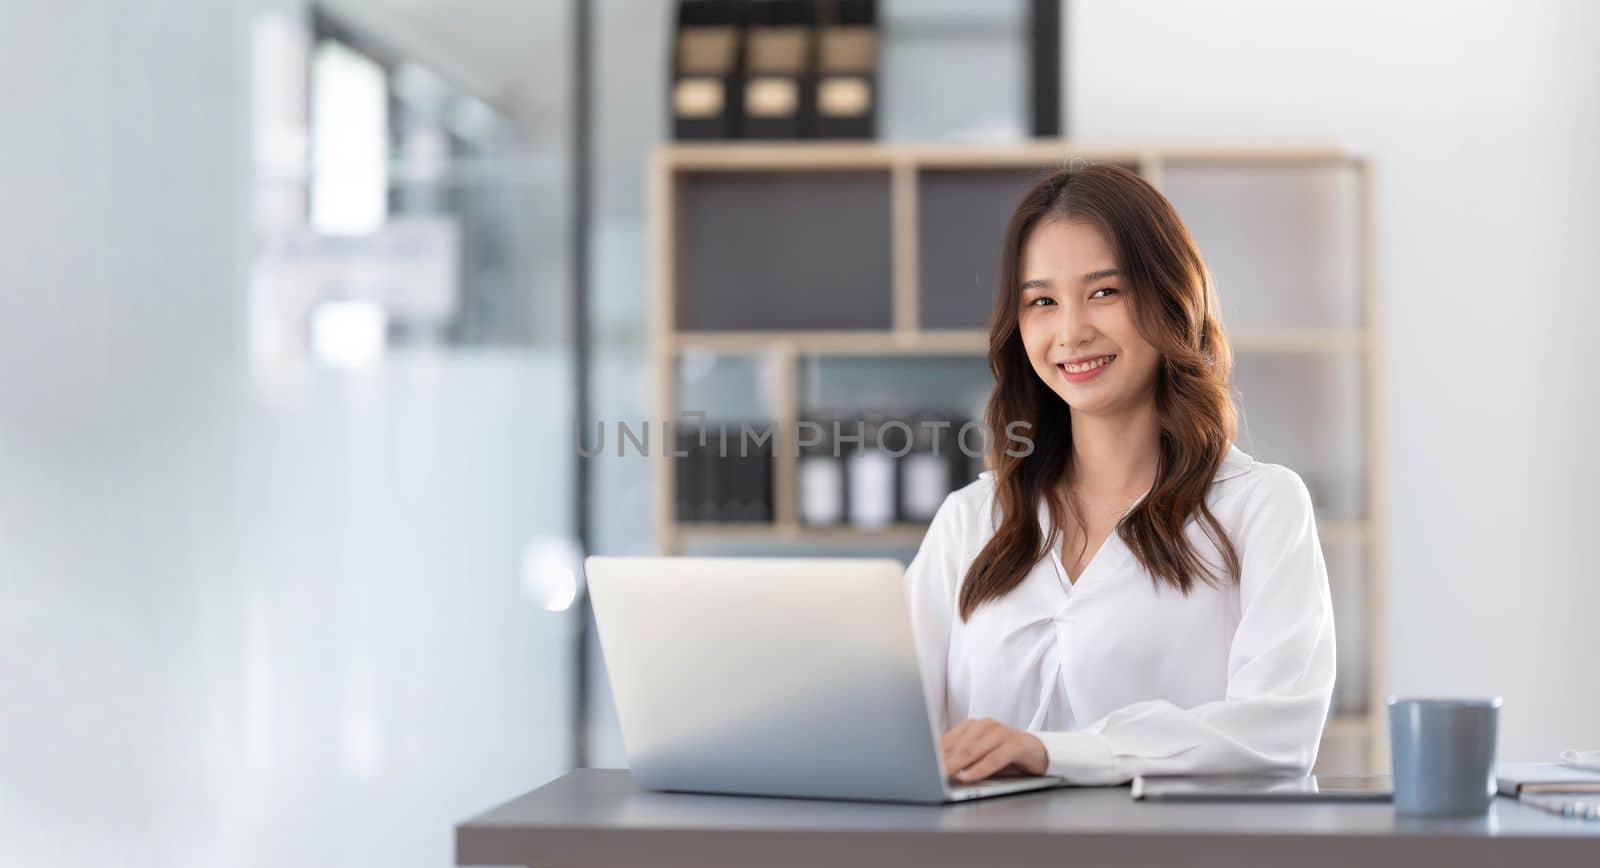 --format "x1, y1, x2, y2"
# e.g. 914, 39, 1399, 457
583, 556, 1065, 804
